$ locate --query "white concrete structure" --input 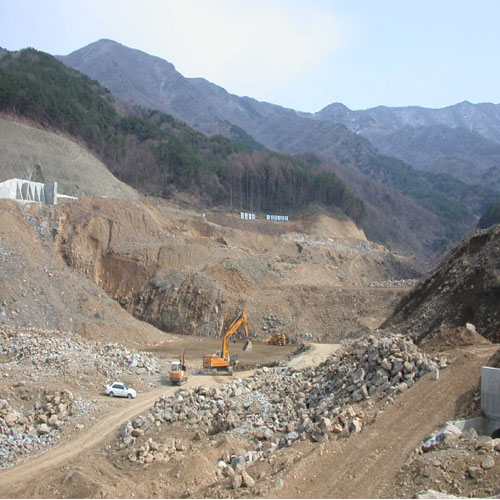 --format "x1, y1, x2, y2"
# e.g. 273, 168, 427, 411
240, 212, 256, 220
0, 178, 58, 205
481, 366, 500, 433
444, 367, 500, 438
